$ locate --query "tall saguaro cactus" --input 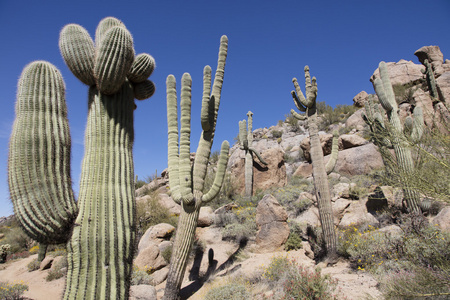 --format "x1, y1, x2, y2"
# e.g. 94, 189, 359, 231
8, 17, 155, 299
238, 111, 267, 198
372, 61, 424, 213
164, 35, 229, 300
290, 66, 337, 255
